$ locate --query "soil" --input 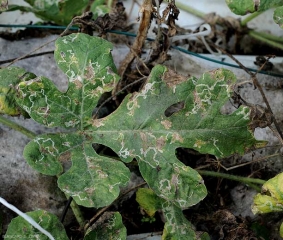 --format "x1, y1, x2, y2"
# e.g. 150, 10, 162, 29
1, 1, 283, 240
